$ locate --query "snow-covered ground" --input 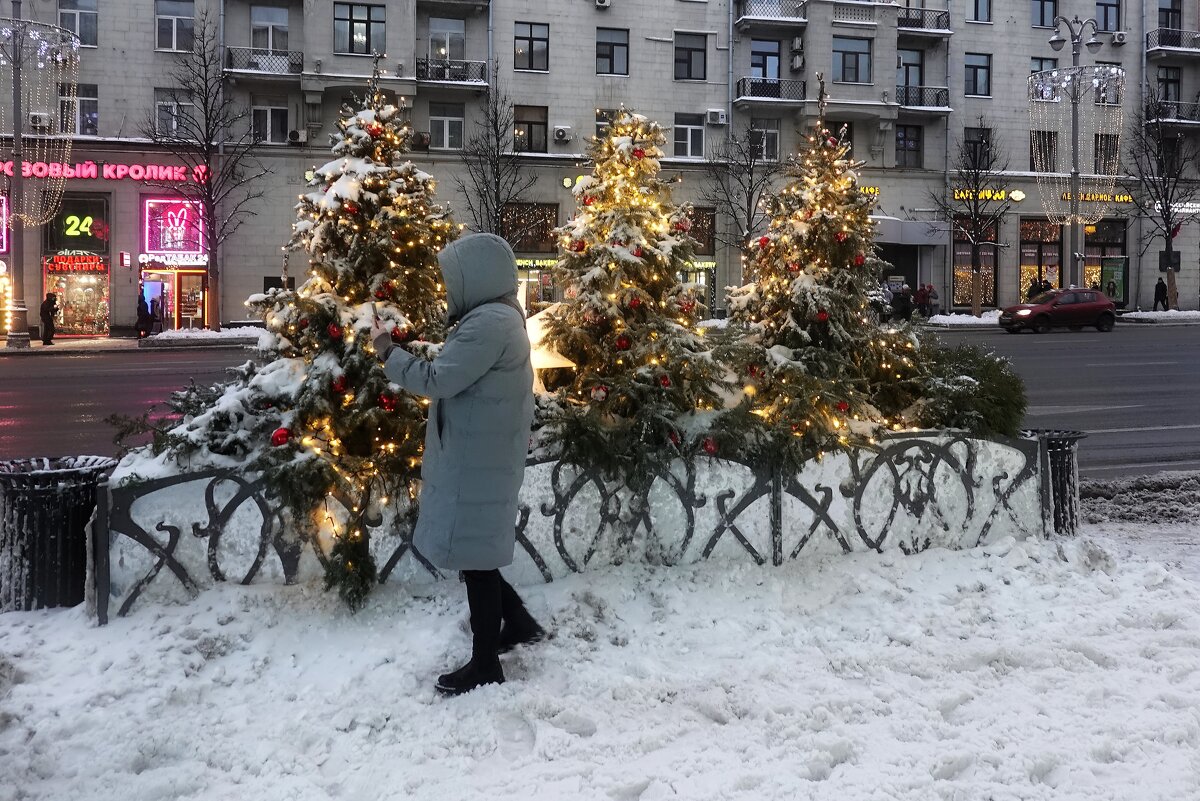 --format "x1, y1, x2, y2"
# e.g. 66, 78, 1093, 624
3, 476, 1200, 801
926, 310, 1002, 327
1121, 309, 1200, 323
